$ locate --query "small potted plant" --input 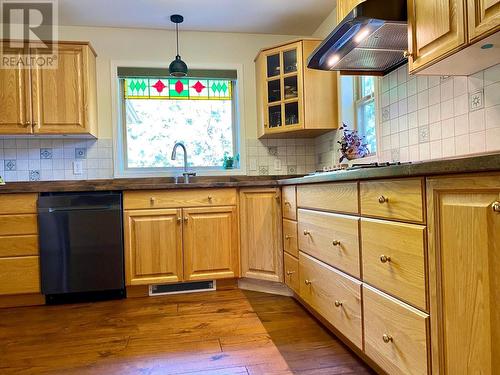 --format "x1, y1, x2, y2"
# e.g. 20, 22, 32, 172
337, 123, 370, 163
222, 153, 239, 169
